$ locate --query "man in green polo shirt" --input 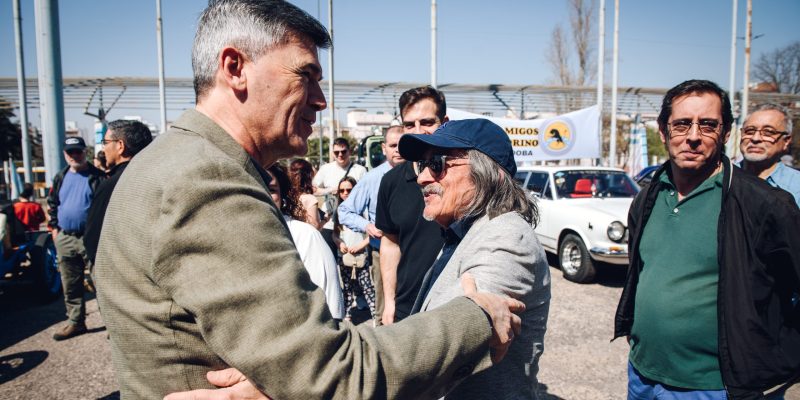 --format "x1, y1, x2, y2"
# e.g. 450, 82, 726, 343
614, 80, 800, 399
